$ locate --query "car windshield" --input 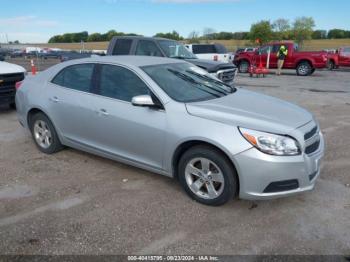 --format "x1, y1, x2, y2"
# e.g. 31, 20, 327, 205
158, 40, 197, 59
142, 63, 235, 103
